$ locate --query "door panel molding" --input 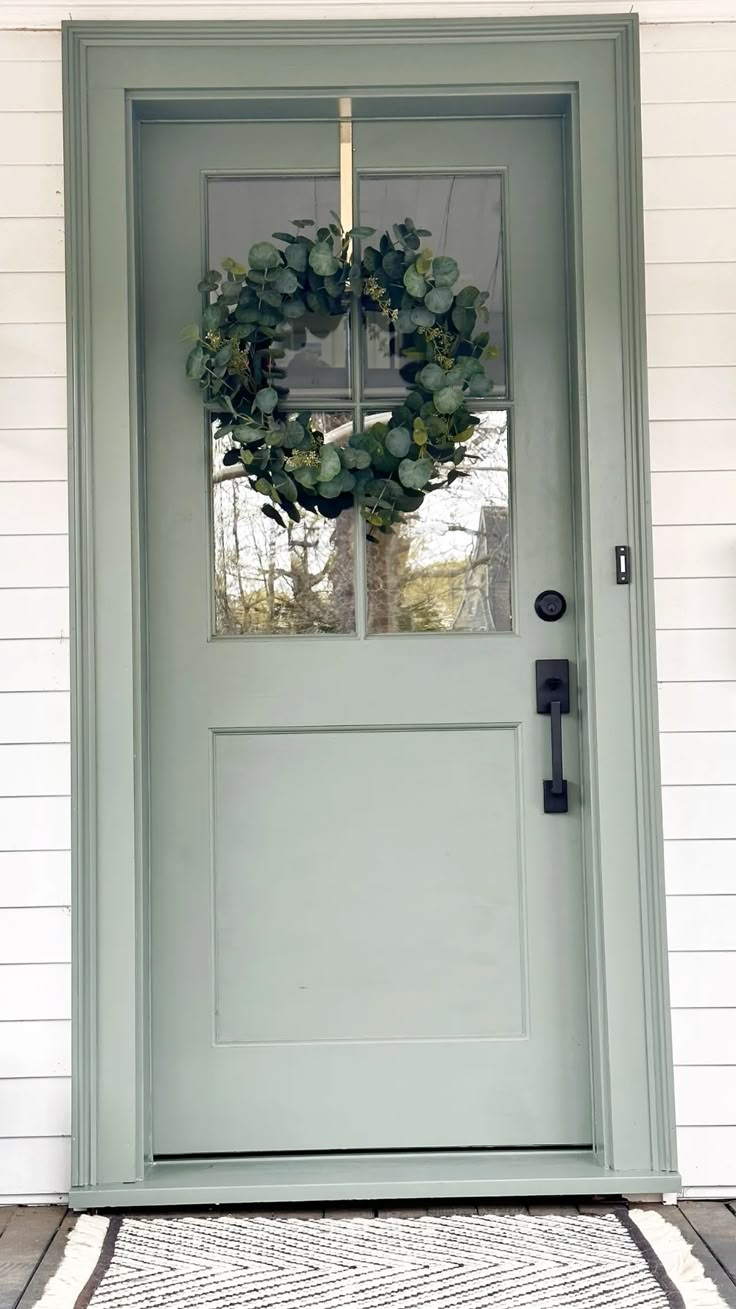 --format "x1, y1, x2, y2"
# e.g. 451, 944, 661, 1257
63, 15, 678, 1203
